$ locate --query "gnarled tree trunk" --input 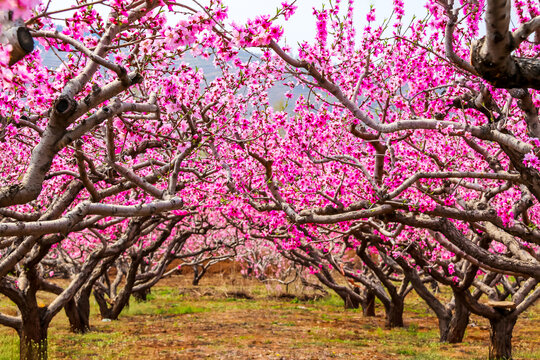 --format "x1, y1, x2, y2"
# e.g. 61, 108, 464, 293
447, 297, 470, 343
334, 288, 361, 309
132, 288, 151, 302
384, 299, 404, 328
93, 290, 116, 320
64, 294, 91, 333
362, 290, 376, 317
489, 313, 517, 360
19, 309, 48, 360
